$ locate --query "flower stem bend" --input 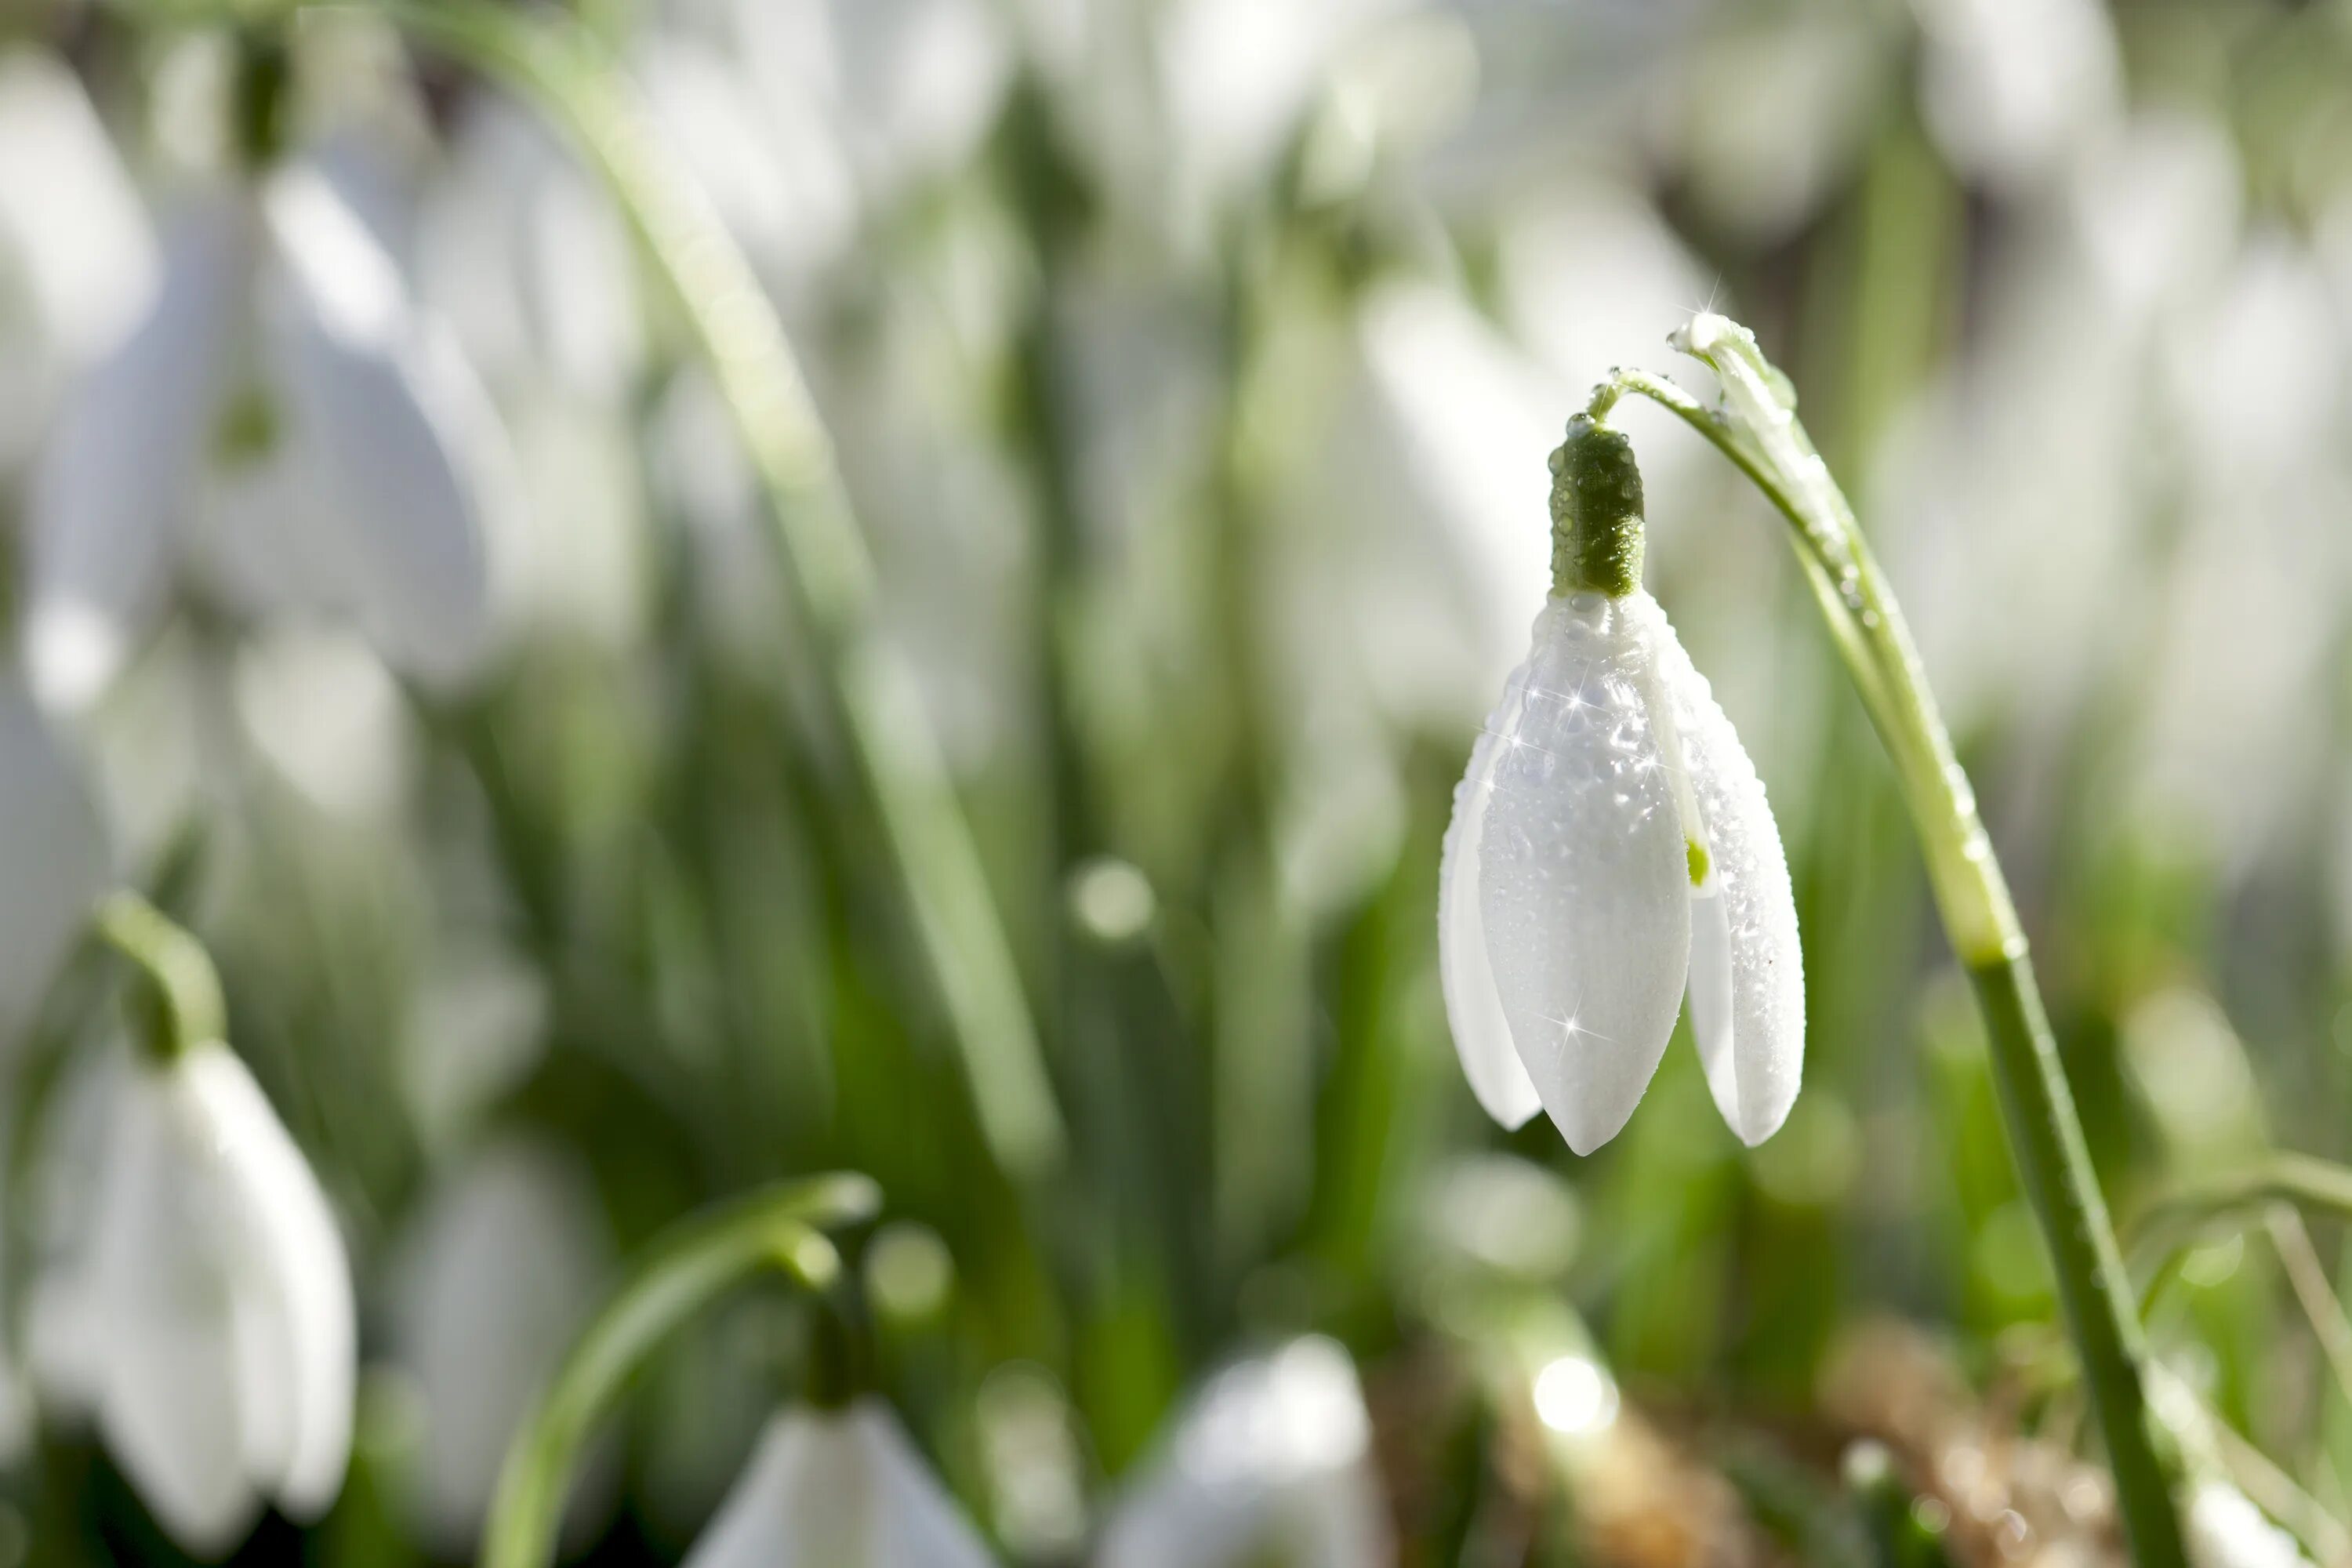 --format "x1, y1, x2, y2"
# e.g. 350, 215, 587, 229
480, 1174, 882, 1568
1598, 315, 2188, 1568
93, 891, 226, 1063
